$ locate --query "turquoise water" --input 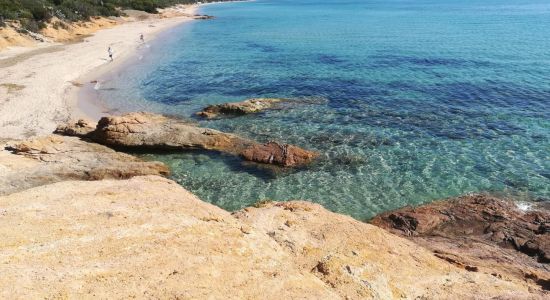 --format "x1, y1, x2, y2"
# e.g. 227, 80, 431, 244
94, 0, 549, 219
